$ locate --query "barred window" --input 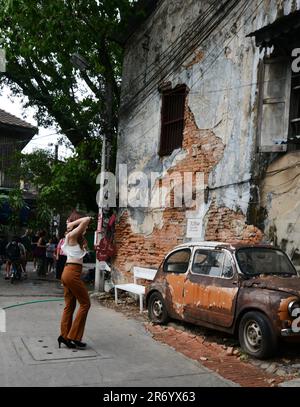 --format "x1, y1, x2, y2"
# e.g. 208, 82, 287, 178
289, 71, 300, 148
159, 85, 187, 156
